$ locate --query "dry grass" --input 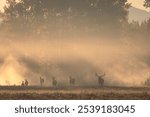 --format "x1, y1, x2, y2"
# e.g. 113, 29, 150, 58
0, 86, 150, 100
